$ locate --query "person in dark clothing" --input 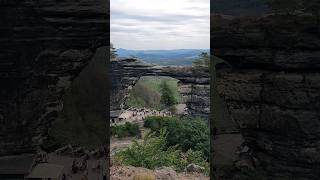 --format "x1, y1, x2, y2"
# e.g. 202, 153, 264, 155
213, 127, 218, 139
72, 159, 77, 173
